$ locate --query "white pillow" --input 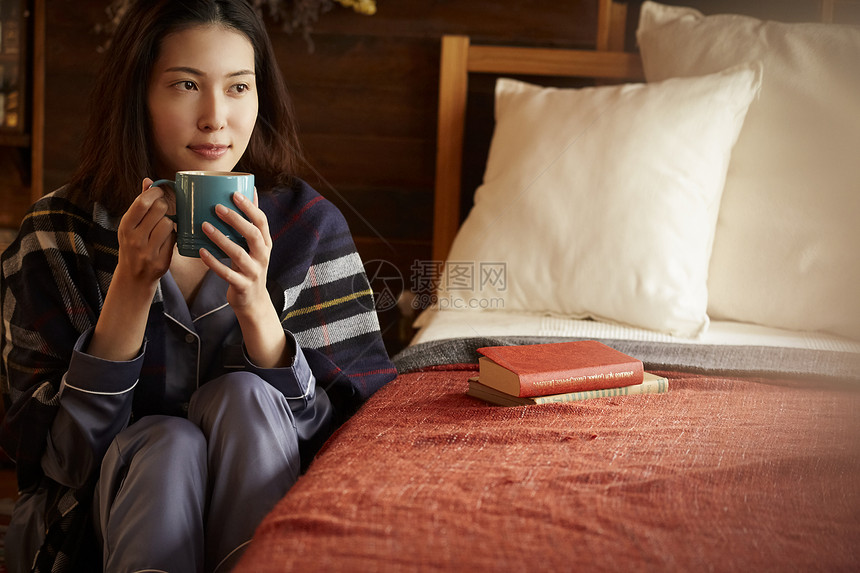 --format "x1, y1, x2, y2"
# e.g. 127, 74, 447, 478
438, 66, 761, 337
637, 1, 860, 339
